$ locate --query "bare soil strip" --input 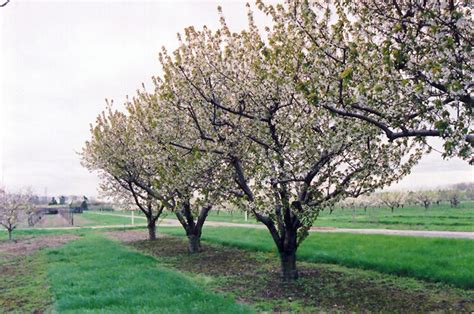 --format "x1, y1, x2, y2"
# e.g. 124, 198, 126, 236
0, 234, 79, 259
